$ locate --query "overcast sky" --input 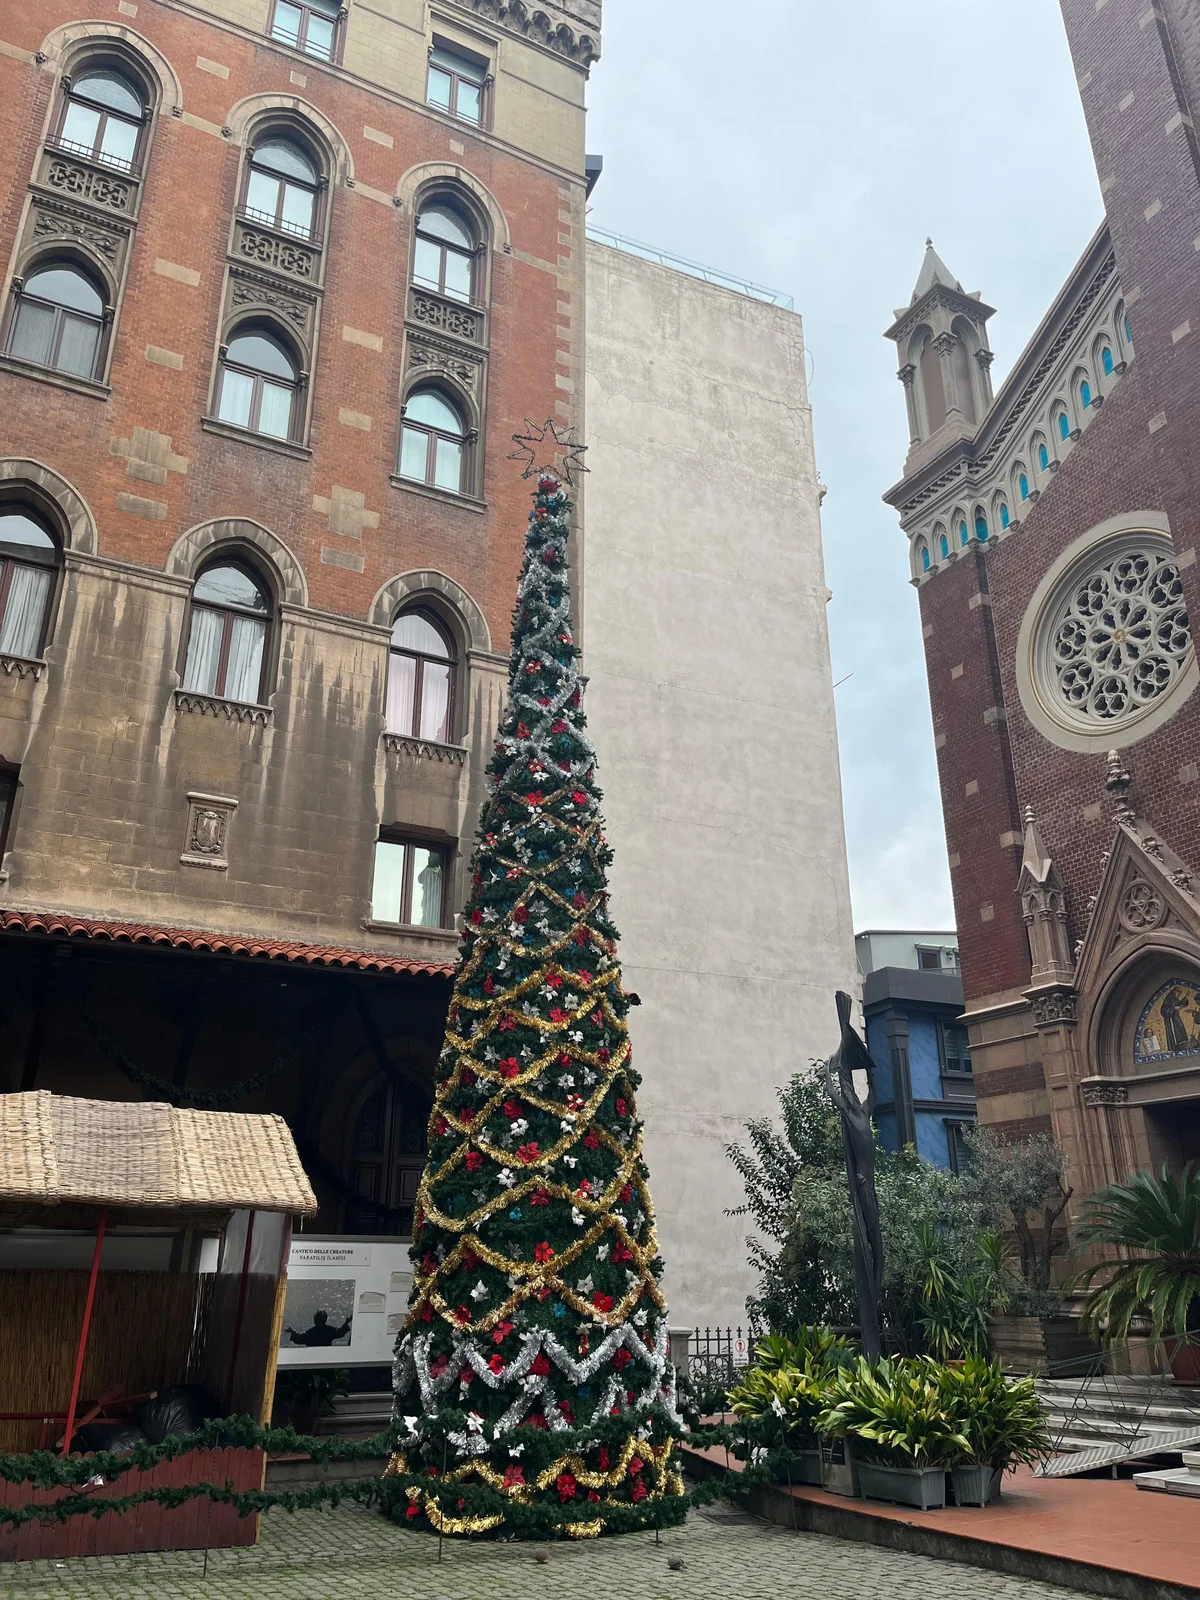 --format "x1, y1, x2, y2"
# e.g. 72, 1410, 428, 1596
585, 0, 1104, 931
